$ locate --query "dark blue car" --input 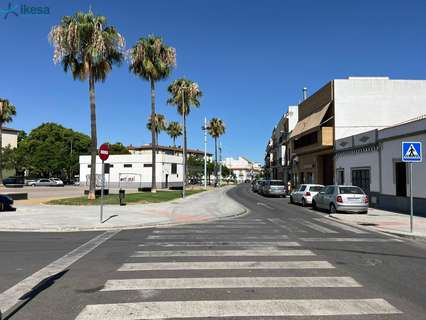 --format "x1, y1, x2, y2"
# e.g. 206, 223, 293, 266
0, 194, 14, 211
